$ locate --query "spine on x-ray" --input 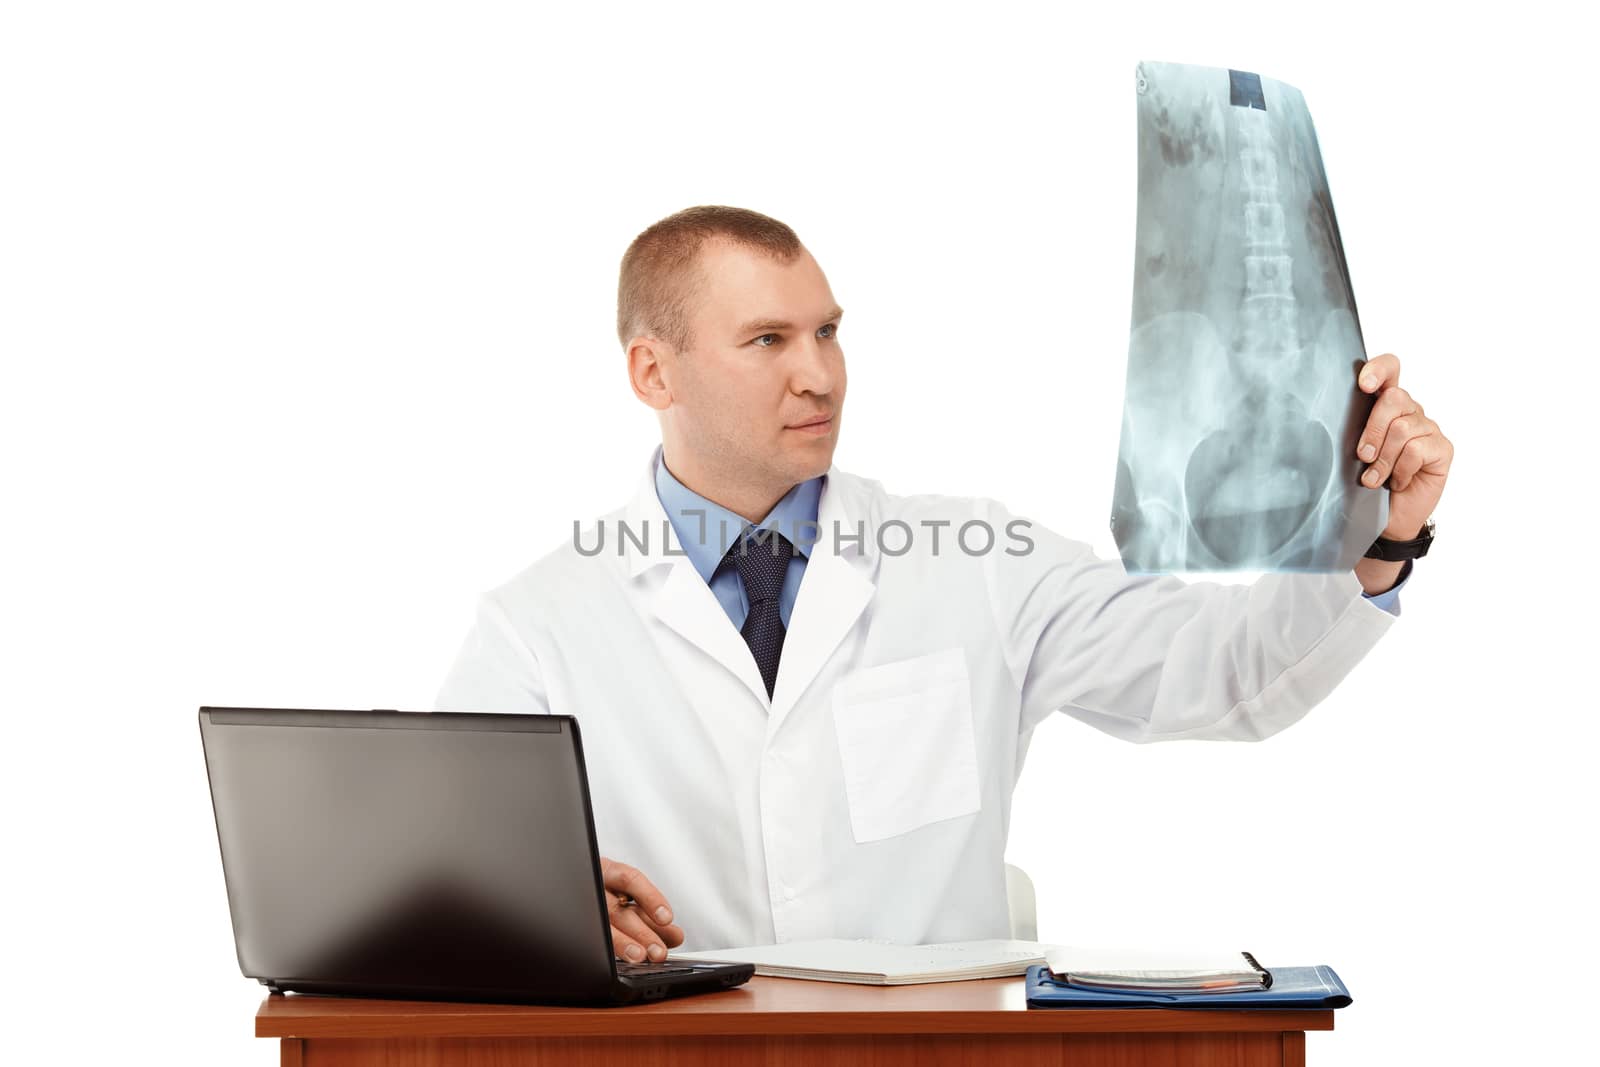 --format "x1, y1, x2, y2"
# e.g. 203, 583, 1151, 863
1235, 110, 1298, 376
